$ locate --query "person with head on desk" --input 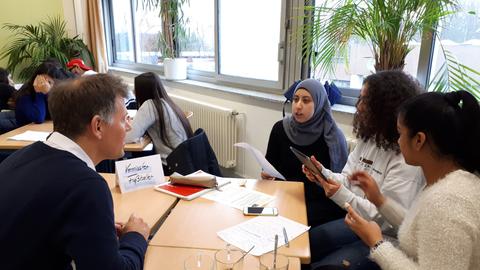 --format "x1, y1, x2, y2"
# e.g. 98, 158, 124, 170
345, 90, 480, 270
125, 72, 193, 170
304, 70, 425, 270
0, 74, 150, 270
262, 78, 349, 227
14, 60, 71, 126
